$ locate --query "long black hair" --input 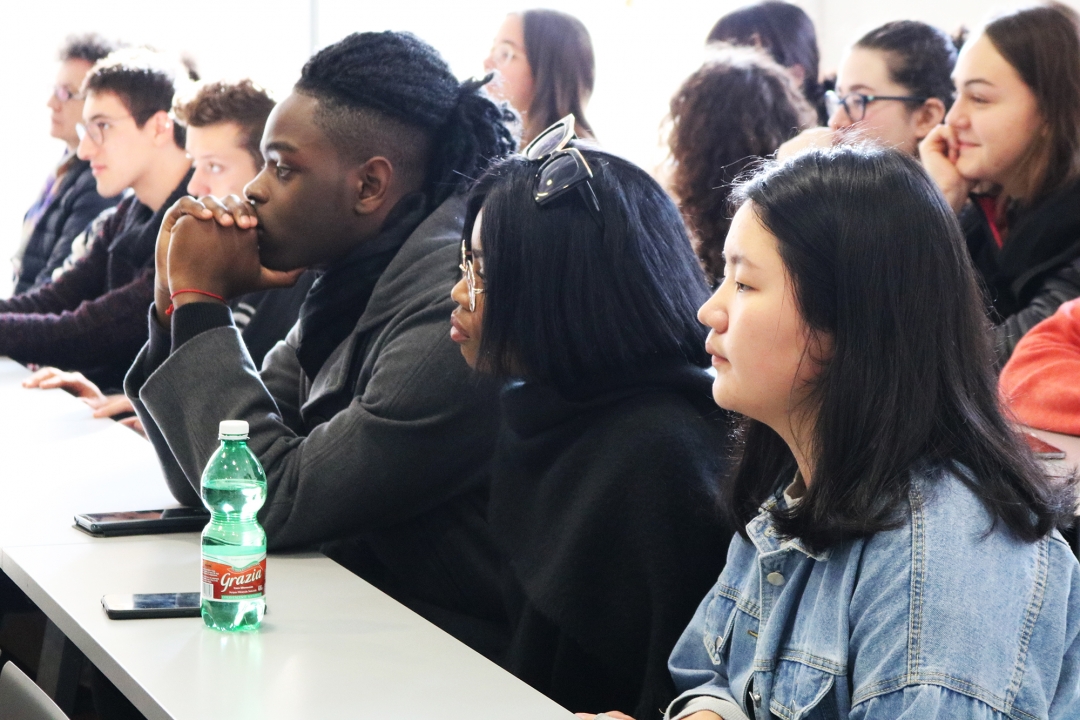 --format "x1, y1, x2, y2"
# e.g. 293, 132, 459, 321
296, 31, 517, 207
725, 145, 1075, 551
466, 148, 710, 390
